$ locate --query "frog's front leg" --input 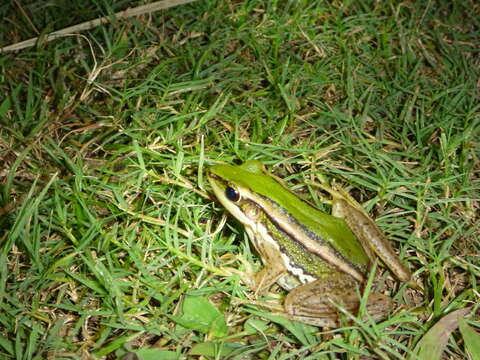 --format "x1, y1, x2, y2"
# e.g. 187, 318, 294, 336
284, 273, 393, 327
243, 235, 288, 294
